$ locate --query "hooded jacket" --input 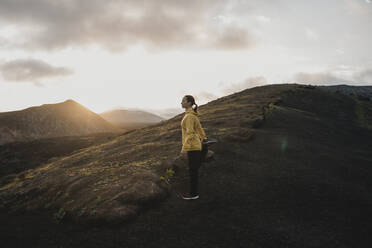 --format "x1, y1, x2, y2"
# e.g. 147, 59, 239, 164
181, 108, 207, 151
